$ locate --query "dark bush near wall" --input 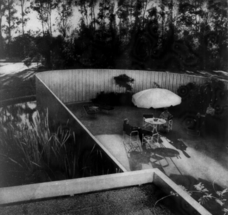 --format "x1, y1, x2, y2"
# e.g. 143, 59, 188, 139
92, 74, 135, 106
91, 91, 134, 106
